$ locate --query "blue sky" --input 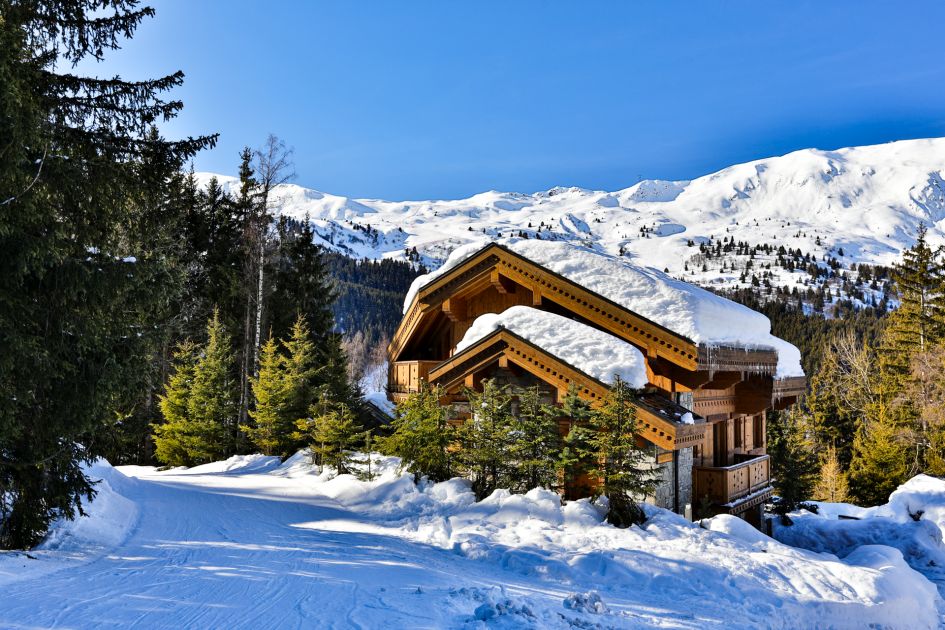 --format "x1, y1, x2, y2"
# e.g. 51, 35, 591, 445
88, 1, 945, 199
